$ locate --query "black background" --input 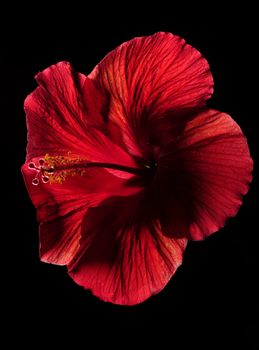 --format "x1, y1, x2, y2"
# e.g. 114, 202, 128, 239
2, 7, 258, 348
